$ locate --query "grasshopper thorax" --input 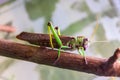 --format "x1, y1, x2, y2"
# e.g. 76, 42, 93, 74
67, 36, 88, 50
76, 36, 88, 50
